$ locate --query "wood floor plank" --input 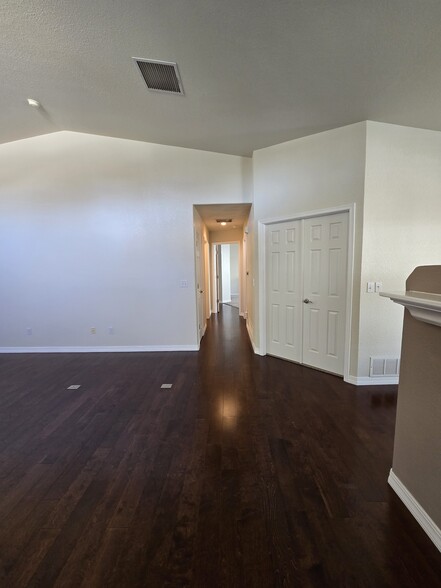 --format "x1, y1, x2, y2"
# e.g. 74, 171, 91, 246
0, 306, 440, 587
